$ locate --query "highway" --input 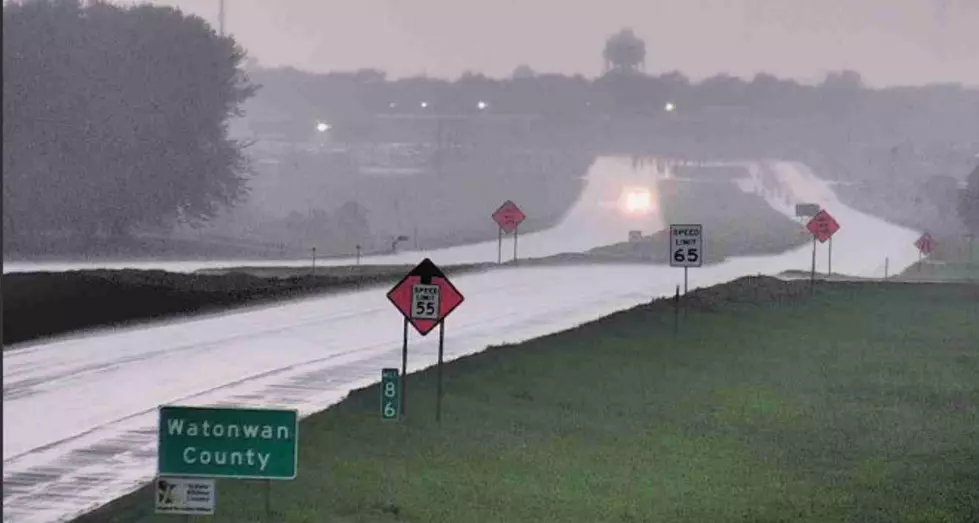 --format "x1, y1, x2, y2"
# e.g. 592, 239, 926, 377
1, 159, 923, 523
